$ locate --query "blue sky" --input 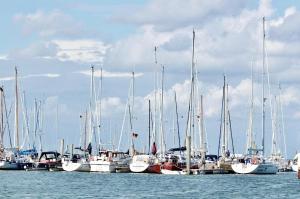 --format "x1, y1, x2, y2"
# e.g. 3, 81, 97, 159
0, 0, 300, 158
